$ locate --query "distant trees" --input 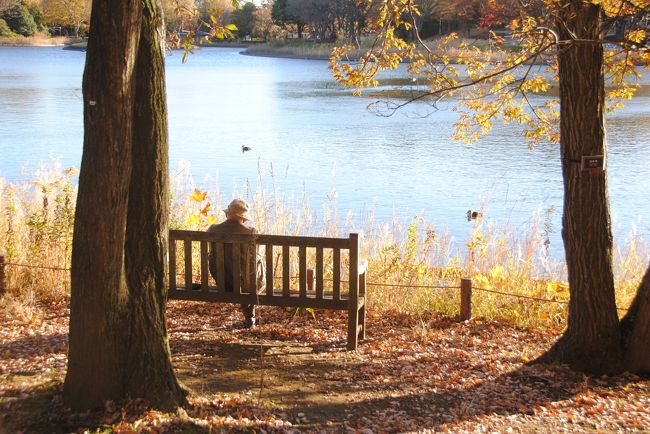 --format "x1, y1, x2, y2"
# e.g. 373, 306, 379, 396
272, 0, 303, 37
274, 0, 368, 42
42, 0, 89, 37
252, 1, 275, 39
231, 1, 256, 38
0, 0, 90, 38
